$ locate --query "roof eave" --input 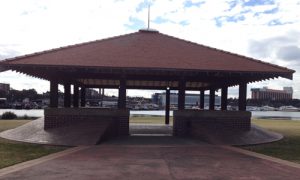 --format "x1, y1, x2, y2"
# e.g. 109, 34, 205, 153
0, 64, 8, 73
281, 72, 294, 80
1, 63, 295, 79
